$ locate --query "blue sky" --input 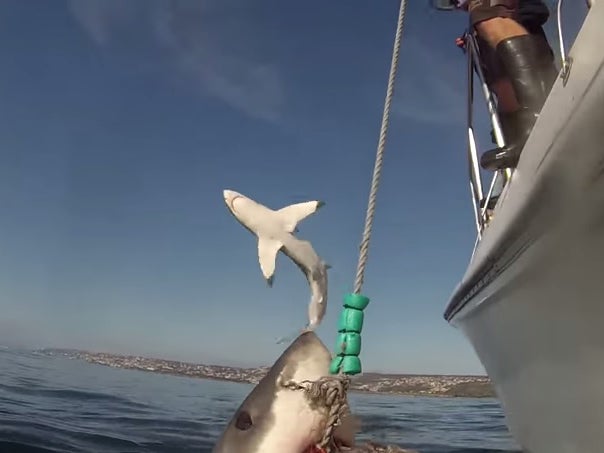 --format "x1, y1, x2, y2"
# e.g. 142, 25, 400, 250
0, 0, 586, 375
